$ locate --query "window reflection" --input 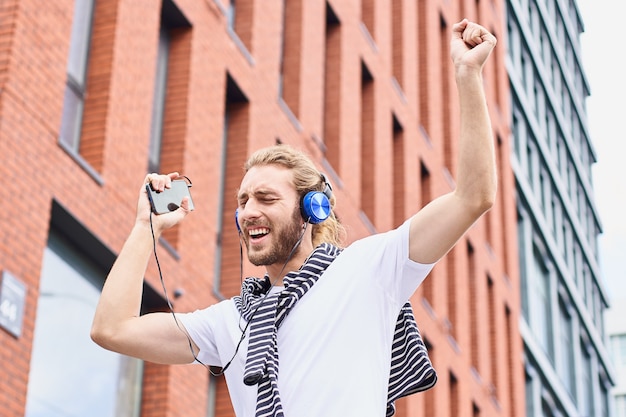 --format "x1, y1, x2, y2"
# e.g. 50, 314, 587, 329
25, 232, 142, 417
